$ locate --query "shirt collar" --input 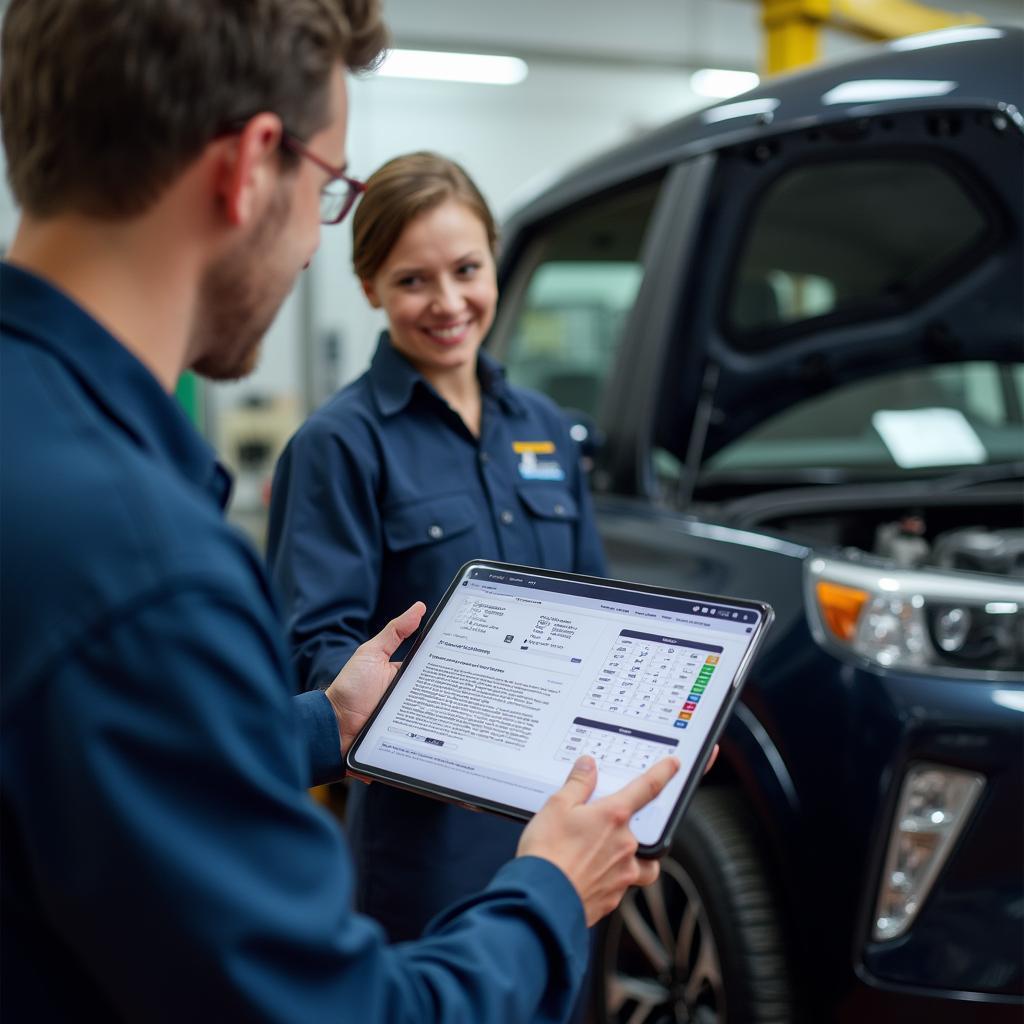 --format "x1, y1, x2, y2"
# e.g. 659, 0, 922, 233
367, 331, 524, 418
1, 261, 231, 509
